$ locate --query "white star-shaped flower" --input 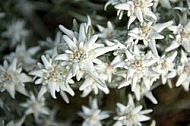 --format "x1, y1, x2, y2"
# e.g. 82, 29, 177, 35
20, 92, 49, 122
114, 0, 157, 28
118, 46, 157, 91
1, 19, 29, 47
0, 59, 32, 98
128, 21, 173, 57
4, 42, 39, 71
152, 51, 177, 85
29, 55, 74, 103
166, 21, 190, 53
78, 98, 110, 126
55, 19, 118, 85
114, 94, 152, 126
